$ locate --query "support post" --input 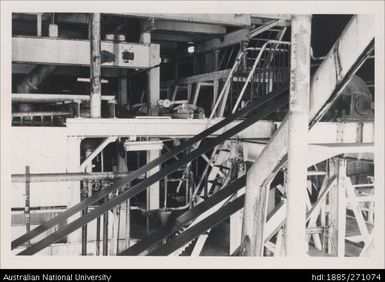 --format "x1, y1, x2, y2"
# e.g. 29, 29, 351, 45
141, 32, 160, 115
337, 159, 347, 256
283, 15, 312, 256
118, 70, 128, 107
90, 13, 101, 118
25, 166, 31, 248
66, 137, 82, 246
37, 13, 42, 36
